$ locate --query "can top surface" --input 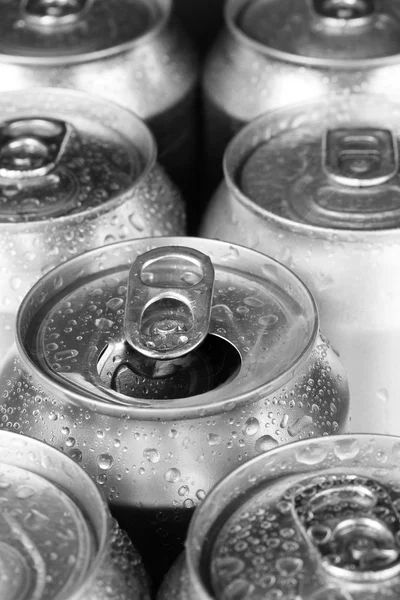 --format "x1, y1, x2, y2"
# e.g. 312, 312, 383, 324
0, 88, 153, 224
0, 0, 165, 62
232, 0, 400, 65
0, 430, 110, 600
17, 236, 318, 419
187, 434, 400, 600
230, 94, 400, 234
